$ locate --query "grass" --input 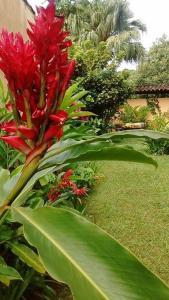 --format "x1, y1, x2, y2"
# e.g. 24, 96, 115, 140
87, 155, 169, 285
